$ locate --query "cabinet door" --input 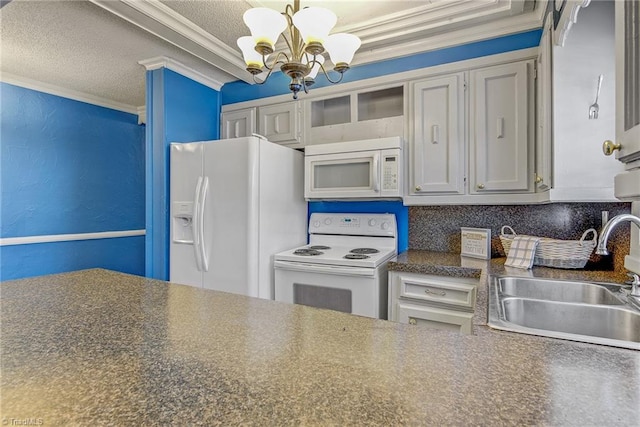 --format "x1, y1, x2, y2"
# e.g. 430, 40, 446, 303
258, 102, 301, 145
615, 0, 640, 164
221, 108, 256, 139
397, 302, 473, 334
470, 61, 533, 193
536, 14, 553, 192
412, 73, 465, 194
